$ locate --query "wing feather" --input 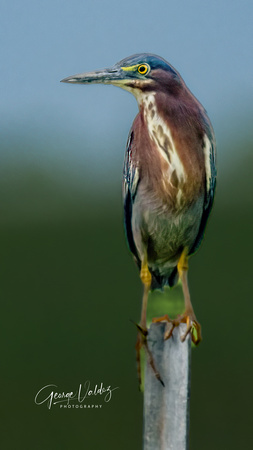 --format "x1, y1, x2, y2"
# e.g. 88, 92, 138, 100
190, 127, 217, 254
123, 130, 141, 266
